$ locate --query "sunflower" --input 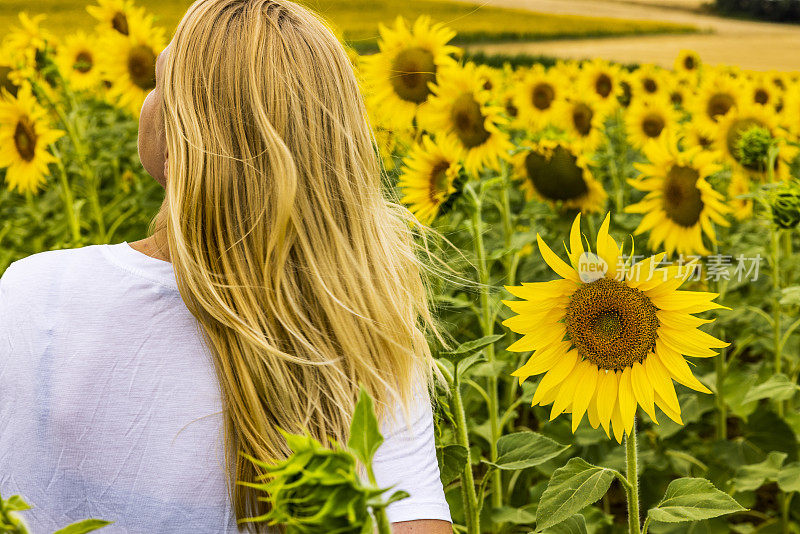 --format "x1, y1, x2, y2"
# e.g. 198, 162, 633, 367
0, 87, 64, 194
360, 16, 459, 130
513, 138, 607, 213
421, 63, 512, 174
626, 136, 729, 256
95, 18, 166, 116
624, 98, 679, 150
744, 74, 780, 110
55, 32, 101, 91
687, 73, 744, 136
679, 122, 716, 152
727, 170, 754, 220
4, 12, 58, 59
512, 64, 565, 130
780, 88, 800, 140
397, 135, 463, 224
665, 76, 691, 110
674, 50, 701, 77
0, 45, 26, 100
552, 95, 607, 152
713, 102, 795, 182
579, 59, 624, 112
87, 0, 149, 37
630, 64, 667, 102
504, 212, 728, 442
